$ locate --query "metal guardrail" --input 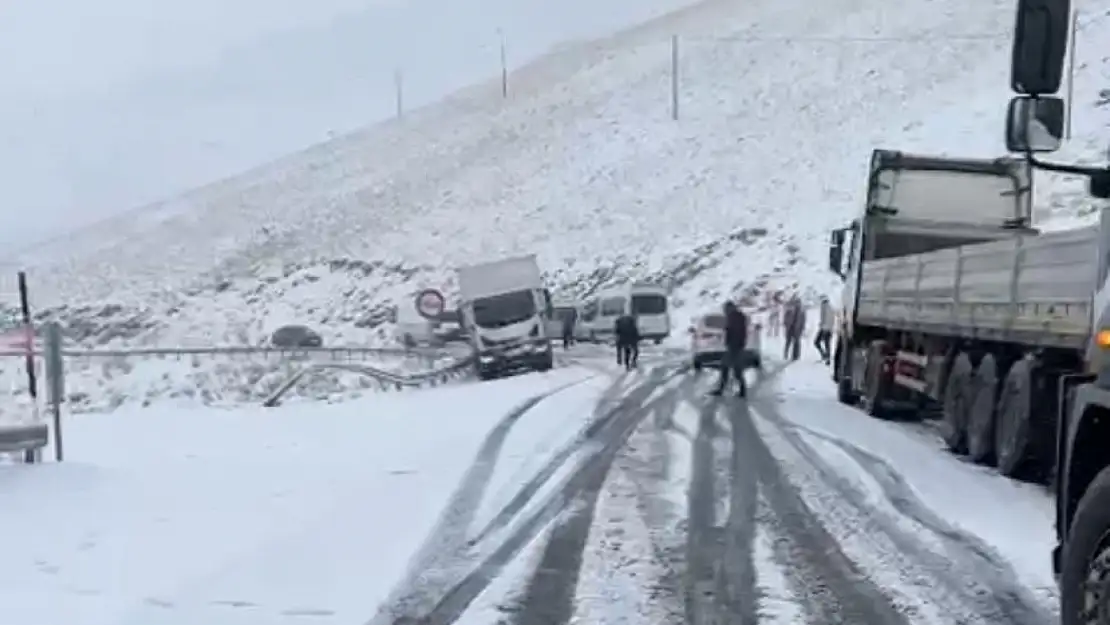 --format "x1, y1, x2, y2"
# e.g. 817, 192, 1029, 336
0, 345, 451, 359
262, 355, 477, 407
0, 423, 48, 463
